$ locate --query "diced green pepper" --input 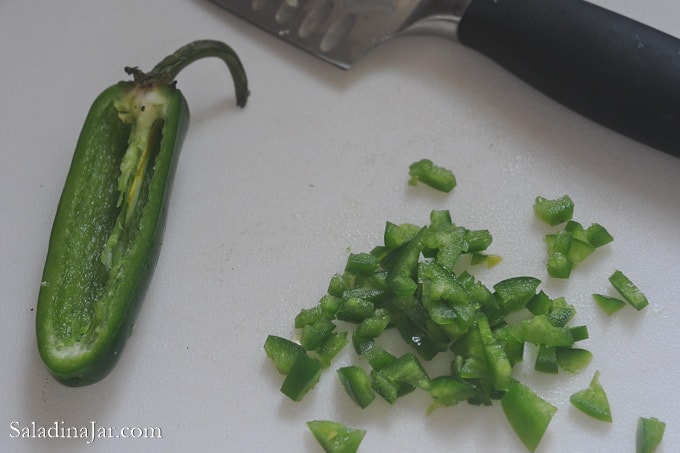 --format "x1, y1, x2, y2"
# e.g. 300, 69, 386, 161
328, 273, 350, 298
567, 237, 595, 264
586, 223, 614, 248
280, 353, 323, 401
265, 204, 632, 452
370, 369, 400, 404
379, 353, 431, 390
300, 319, 336, 351
511, 315, 574, 348
570, 370, 612, 422
316, 332, 349, 368
424, 221, 468, 271
465, 229, 493, 253
568, 326, 589, 342
382, 227, 427, 293
494, 325, 525, 366
352, 308, 390, 355
535, 346, 559, 374
264, 335, 306, 375
592, 293, 626, 315
547, 297, 575, 327
336, 297, 375, 323
35, 40, 248, 386
545, 230, 572, 256
337, 366, 376, 409
636, 417, 666, 453
426, 375, 477, 413
609, 270, 649, 311
408, 159, 457, 193
526, 290, 552, 315
478, 317, 512, 391
395, 316, 447, 360
345, 252, 381, 275
533, 195, 574, 225
366, 347, 396, 370
547, 252, 573, 279
384, 221, 422, 251
470, 253, 502, 267
351, 334, 374, 355
556, 348, 592, 373
307, 420, 366, 453
493, 276, 542, 314
501, 379, 557, 452
564, 220, 587, 240
295, 305, 329, 329
342, 286, 386, 303
319, 294, 342, 318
